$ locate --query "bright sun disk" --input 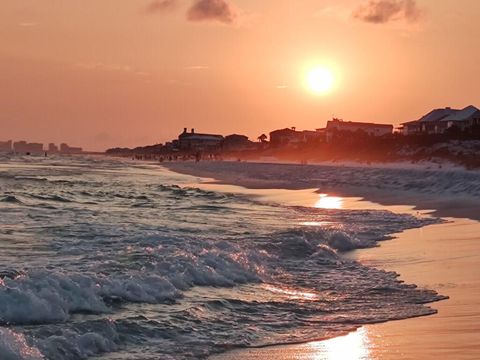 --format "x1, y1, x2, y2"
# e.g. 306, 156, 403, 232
307, 67, 334, 95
